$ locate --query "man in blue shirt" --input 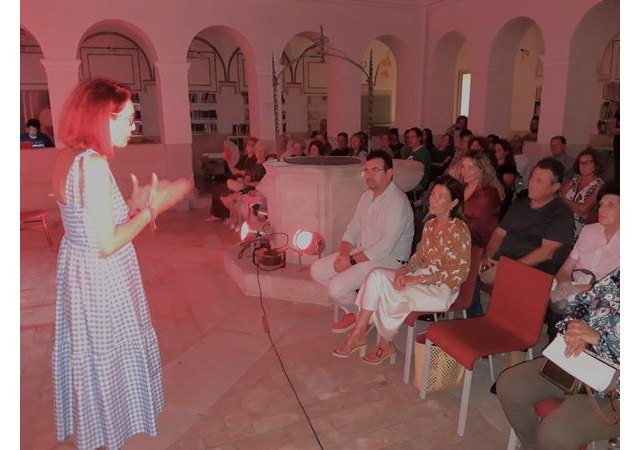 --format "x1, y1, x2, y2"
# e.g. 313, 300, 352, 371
20, 118, 54, 148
